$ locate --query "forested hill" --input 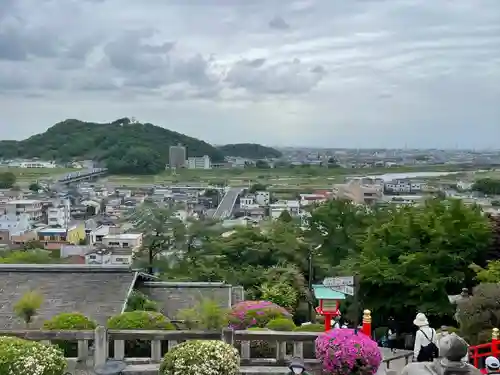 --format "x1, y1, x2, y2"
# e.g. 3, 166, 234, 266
218, 143, 282, 159
0, 118, 225, 174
